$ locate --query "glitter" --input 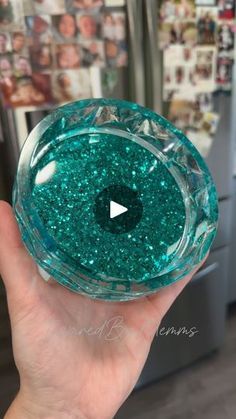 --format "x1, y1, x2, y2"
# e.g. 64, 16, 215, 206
13, 99, 218, 301
31, 132, 185, 283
